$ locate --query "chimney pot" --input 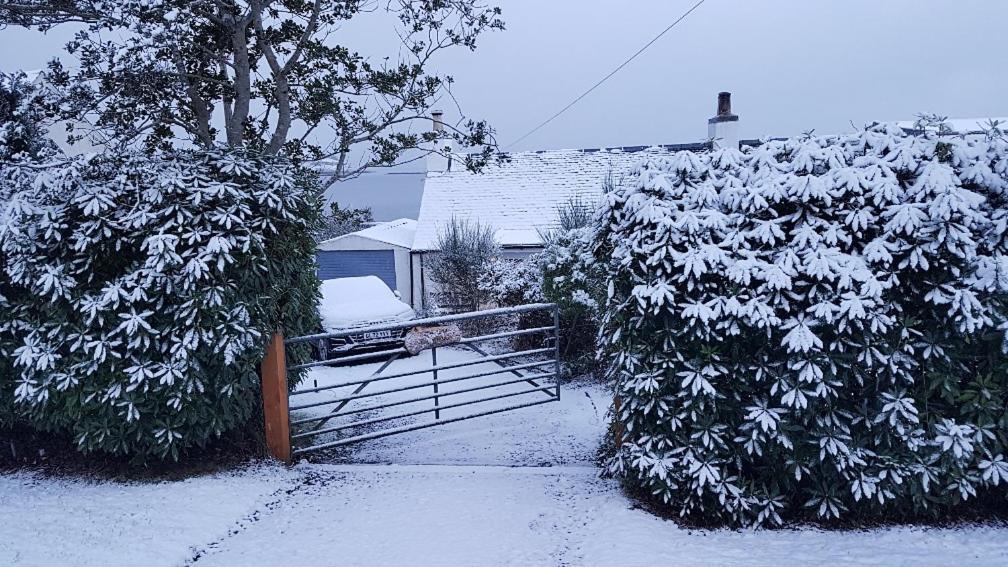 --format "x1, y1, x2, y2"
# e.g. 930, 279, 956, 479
708, 92, 740, 149
427, 110, 453, 173
717, 92, 732, 116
